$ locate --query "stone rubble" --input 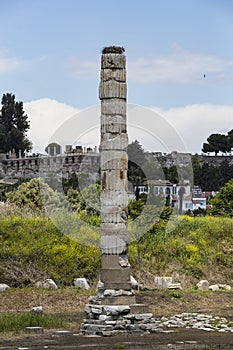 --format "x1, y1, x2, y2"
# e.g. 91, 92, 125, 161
35, 278, 58, 290
197, 280, 232, 291
74, 278, 90, 290
0, 283, 10, 291
81, 310, 233, 336
31, 306, 43, 314
156, 313, 233, 333
130, 275, 138, 289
